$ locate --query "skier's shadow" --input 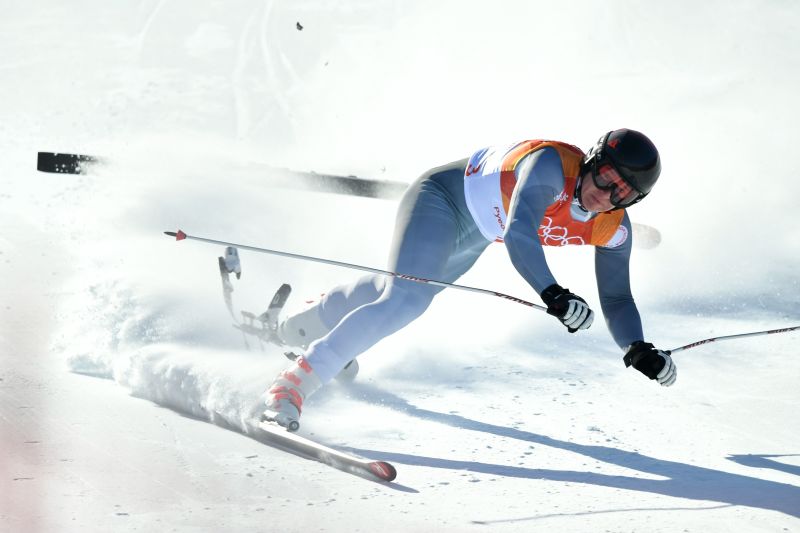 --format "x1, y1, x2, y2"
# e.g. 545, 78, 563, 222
343, 382, 800, 519
727, 454, 800, 478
